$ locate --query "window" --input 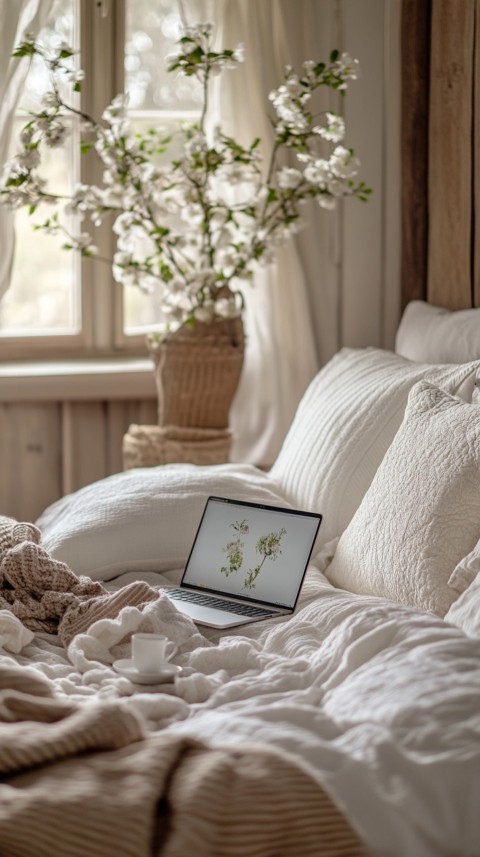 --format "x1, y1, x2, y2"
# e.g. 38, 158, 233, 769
0, 0, 209, 358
